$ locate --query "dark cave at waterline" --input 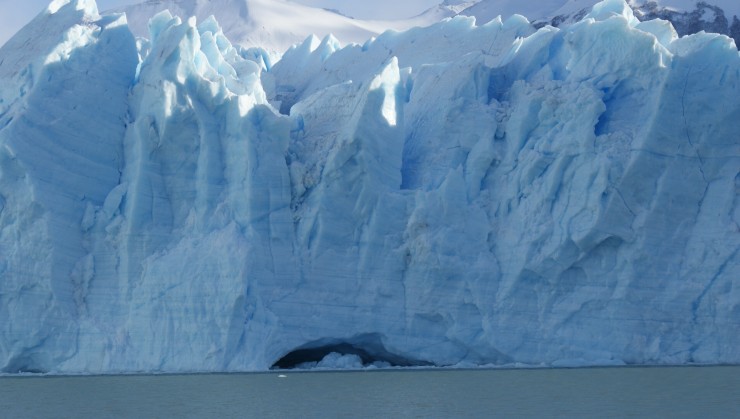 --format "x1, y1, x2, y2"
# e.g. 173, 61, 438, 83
271, 336, 434, 369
